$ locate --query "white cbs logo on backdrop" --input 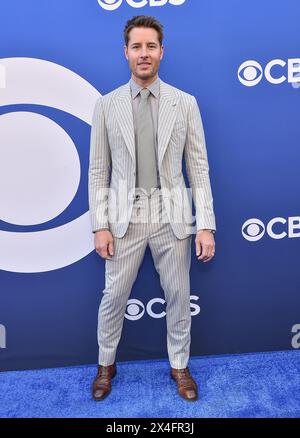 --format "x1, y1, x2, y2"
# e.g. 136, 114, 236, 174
242, 217, 300, 241
124, 295, 200, 320
97, 0, 186, 11
0, 58, 100, 273
238, 58, 300, 87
